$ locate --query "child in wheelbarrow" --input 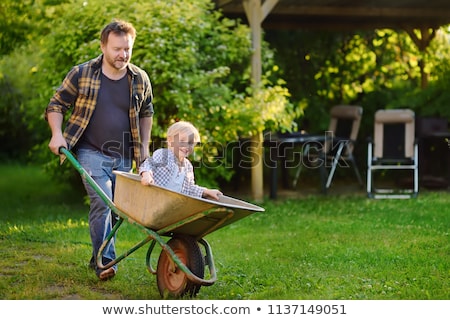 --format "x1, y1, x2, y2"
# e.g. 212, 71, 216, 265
139, 121, 223, 201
